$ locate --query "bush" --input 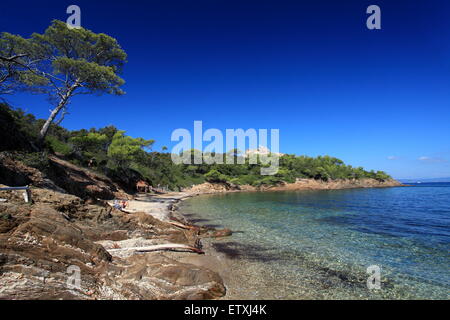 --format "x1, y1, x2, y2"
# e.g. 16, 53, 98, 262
204, 169, 230, 183
229, 175, 259, 185
45, 135, 72, 155
15, 151, 50, 172
252, 176, 284, 187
